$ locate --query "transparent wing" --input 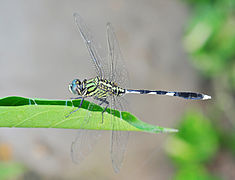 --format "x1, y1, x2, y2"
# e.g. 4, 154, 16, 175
71, 101, 102, 164
106, 23, 130, 88
107, 22, 130, 173
71, 130, 101, 164
74, 13, 107, 78
109, 96, 130, 173
72, 14, 130, 171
